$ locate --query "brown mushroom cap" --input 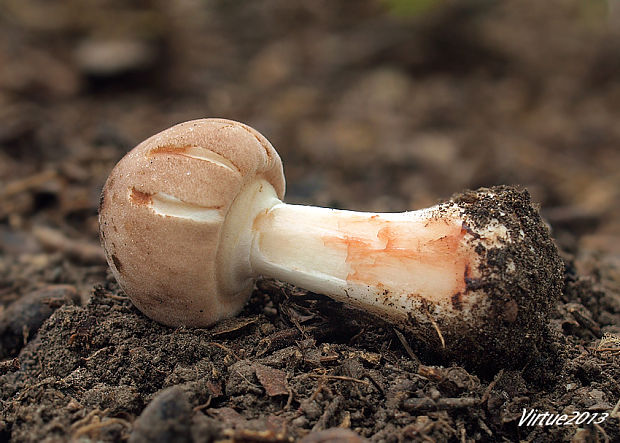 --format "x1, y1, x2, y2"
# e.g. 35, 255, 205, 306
98, 119, 285, 327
